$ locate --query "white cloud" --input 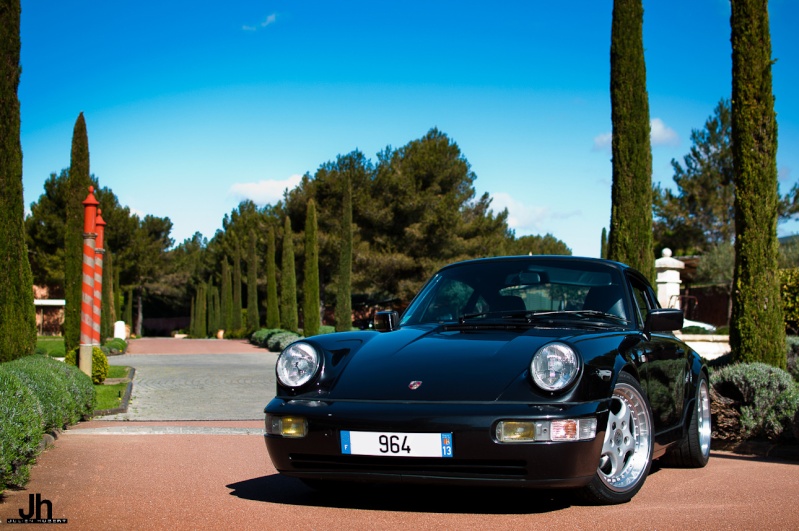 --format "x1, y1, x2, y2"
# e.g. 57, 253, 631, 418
262, 13, 277, 27
243, 13, 277, 31
230, 174, 302, 206
592, 118, 680, 152
592, 132, 612, 152
491, 192, 550, 233
650, 118, 680, 146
